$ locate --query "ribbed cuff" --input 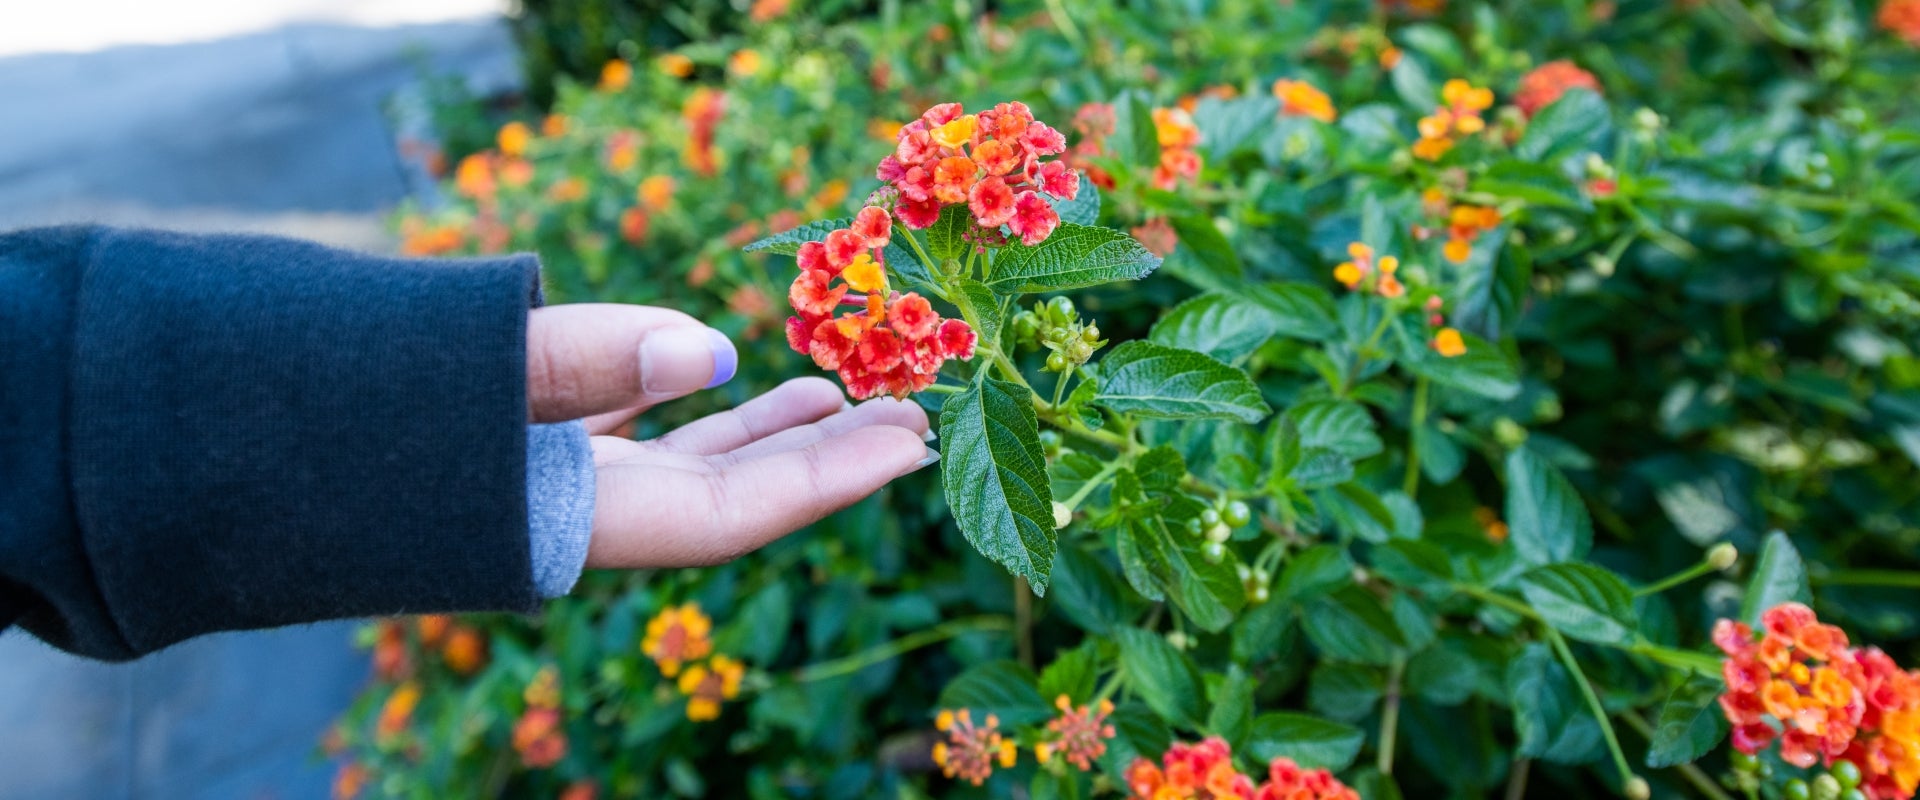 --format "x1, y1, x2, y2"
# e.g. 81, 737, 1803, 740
526, 421, 596, 597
